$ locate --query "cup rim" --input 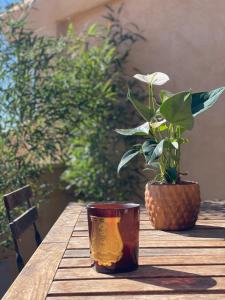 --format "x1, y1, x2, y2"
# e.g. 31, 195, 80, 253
86, 202, 140, 210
